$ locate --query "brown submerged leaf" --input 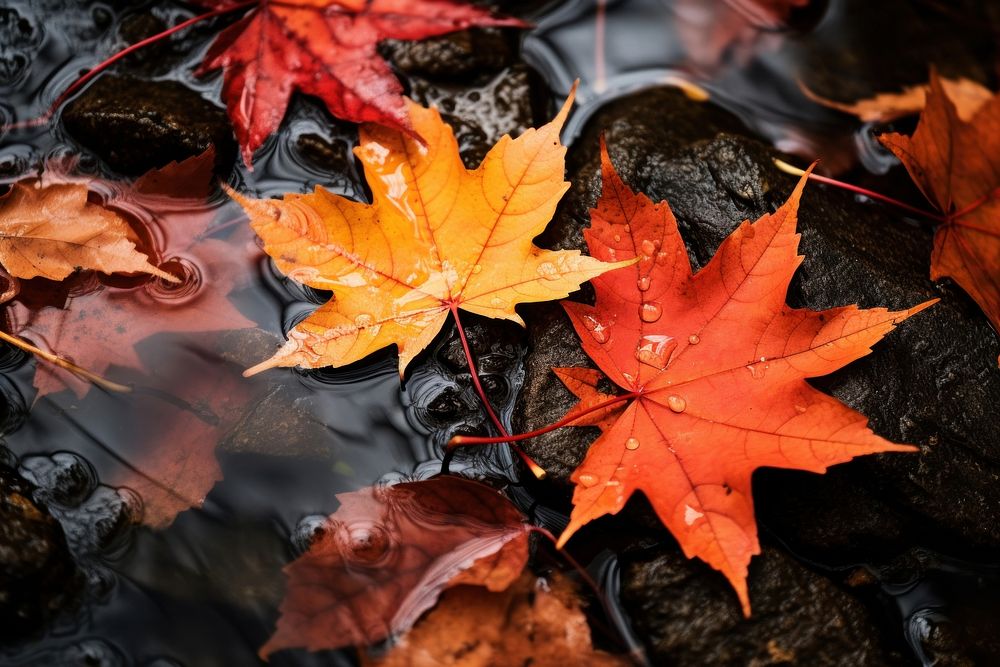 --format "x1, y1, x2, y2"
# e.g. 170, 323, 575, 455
363, 572, 629, 667
260, 476, 530, 658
